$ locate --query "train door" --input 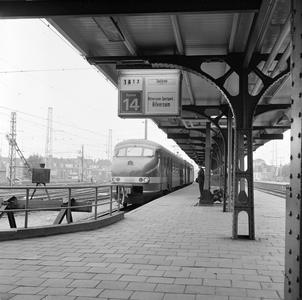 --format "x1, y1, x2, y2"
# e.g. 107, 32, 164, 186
167, 157, 172, 189
180, 163, 184, 186
159, 151, 163, 191
185, 163, 190, 183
